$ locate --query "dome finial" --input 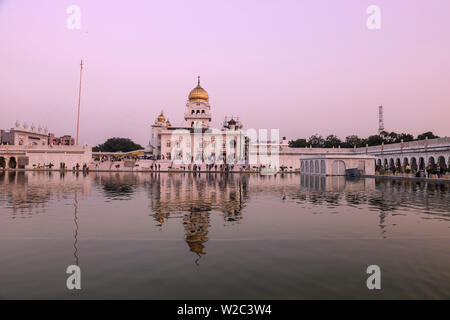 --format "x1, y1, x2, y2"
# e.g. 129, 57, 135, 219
188, 77, 208, 101
157, 110, 166, 122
